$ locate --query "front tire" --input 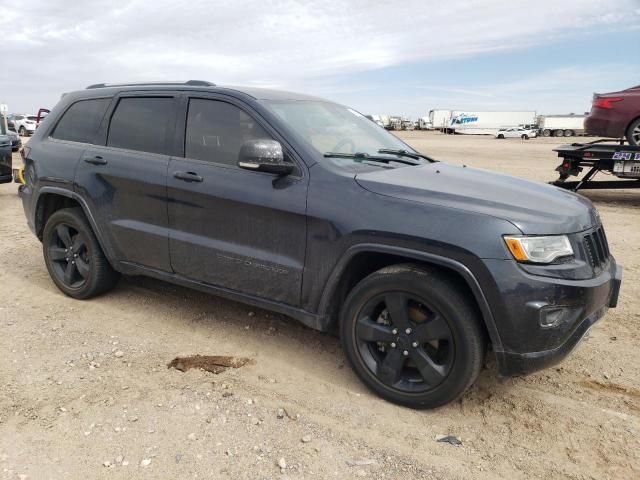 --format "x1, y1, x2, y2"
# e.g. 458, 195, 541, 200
521, 134, 529, 140
340, 265, 486, 409
42, 207, 119, 299
19, 126, 26, 136
497, 134, 504, 139
626, 118, 640, 146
